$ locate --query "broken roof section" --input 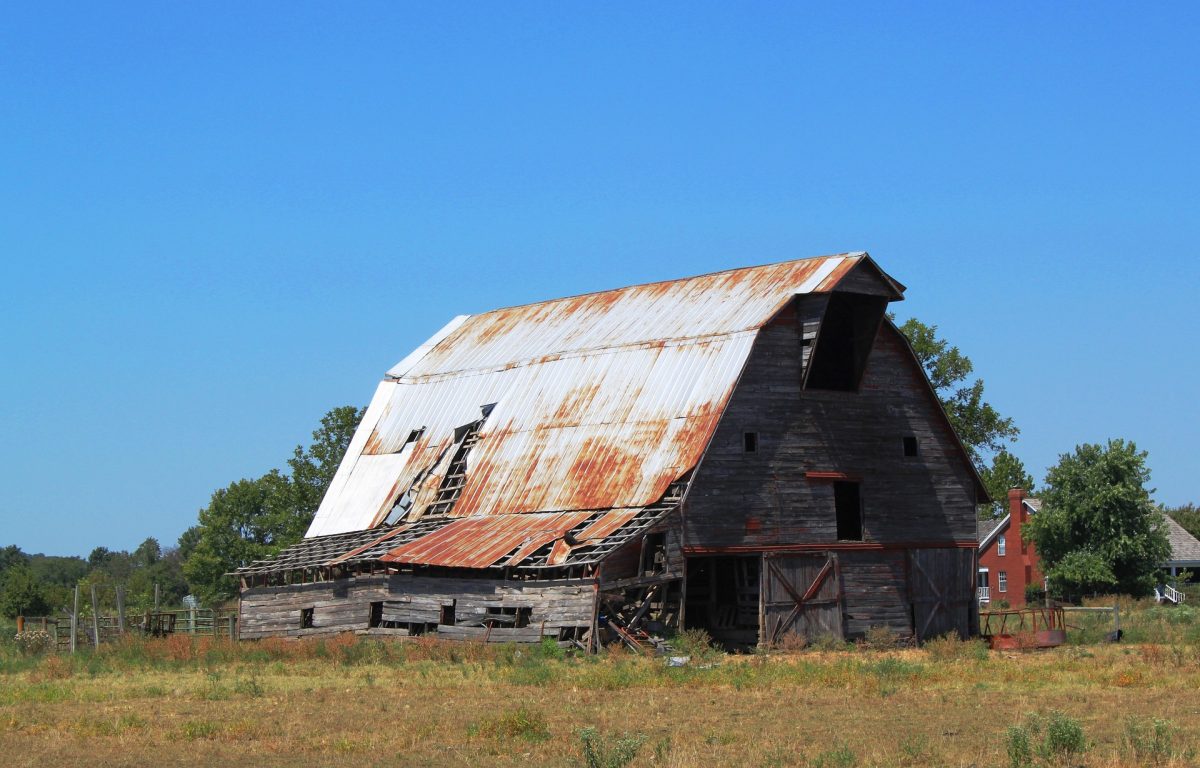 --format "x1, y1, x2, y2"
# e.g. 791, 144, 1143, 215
306, 252, 904, 538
